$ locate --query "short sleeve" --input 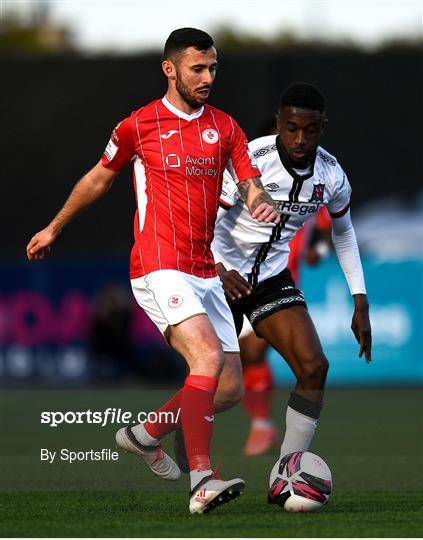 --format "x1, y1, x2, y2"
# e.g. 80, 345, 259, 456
326, 167, 352, 218
228, 118, 260, 183
219, 167, 240, 208
101, 116, 135, 172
